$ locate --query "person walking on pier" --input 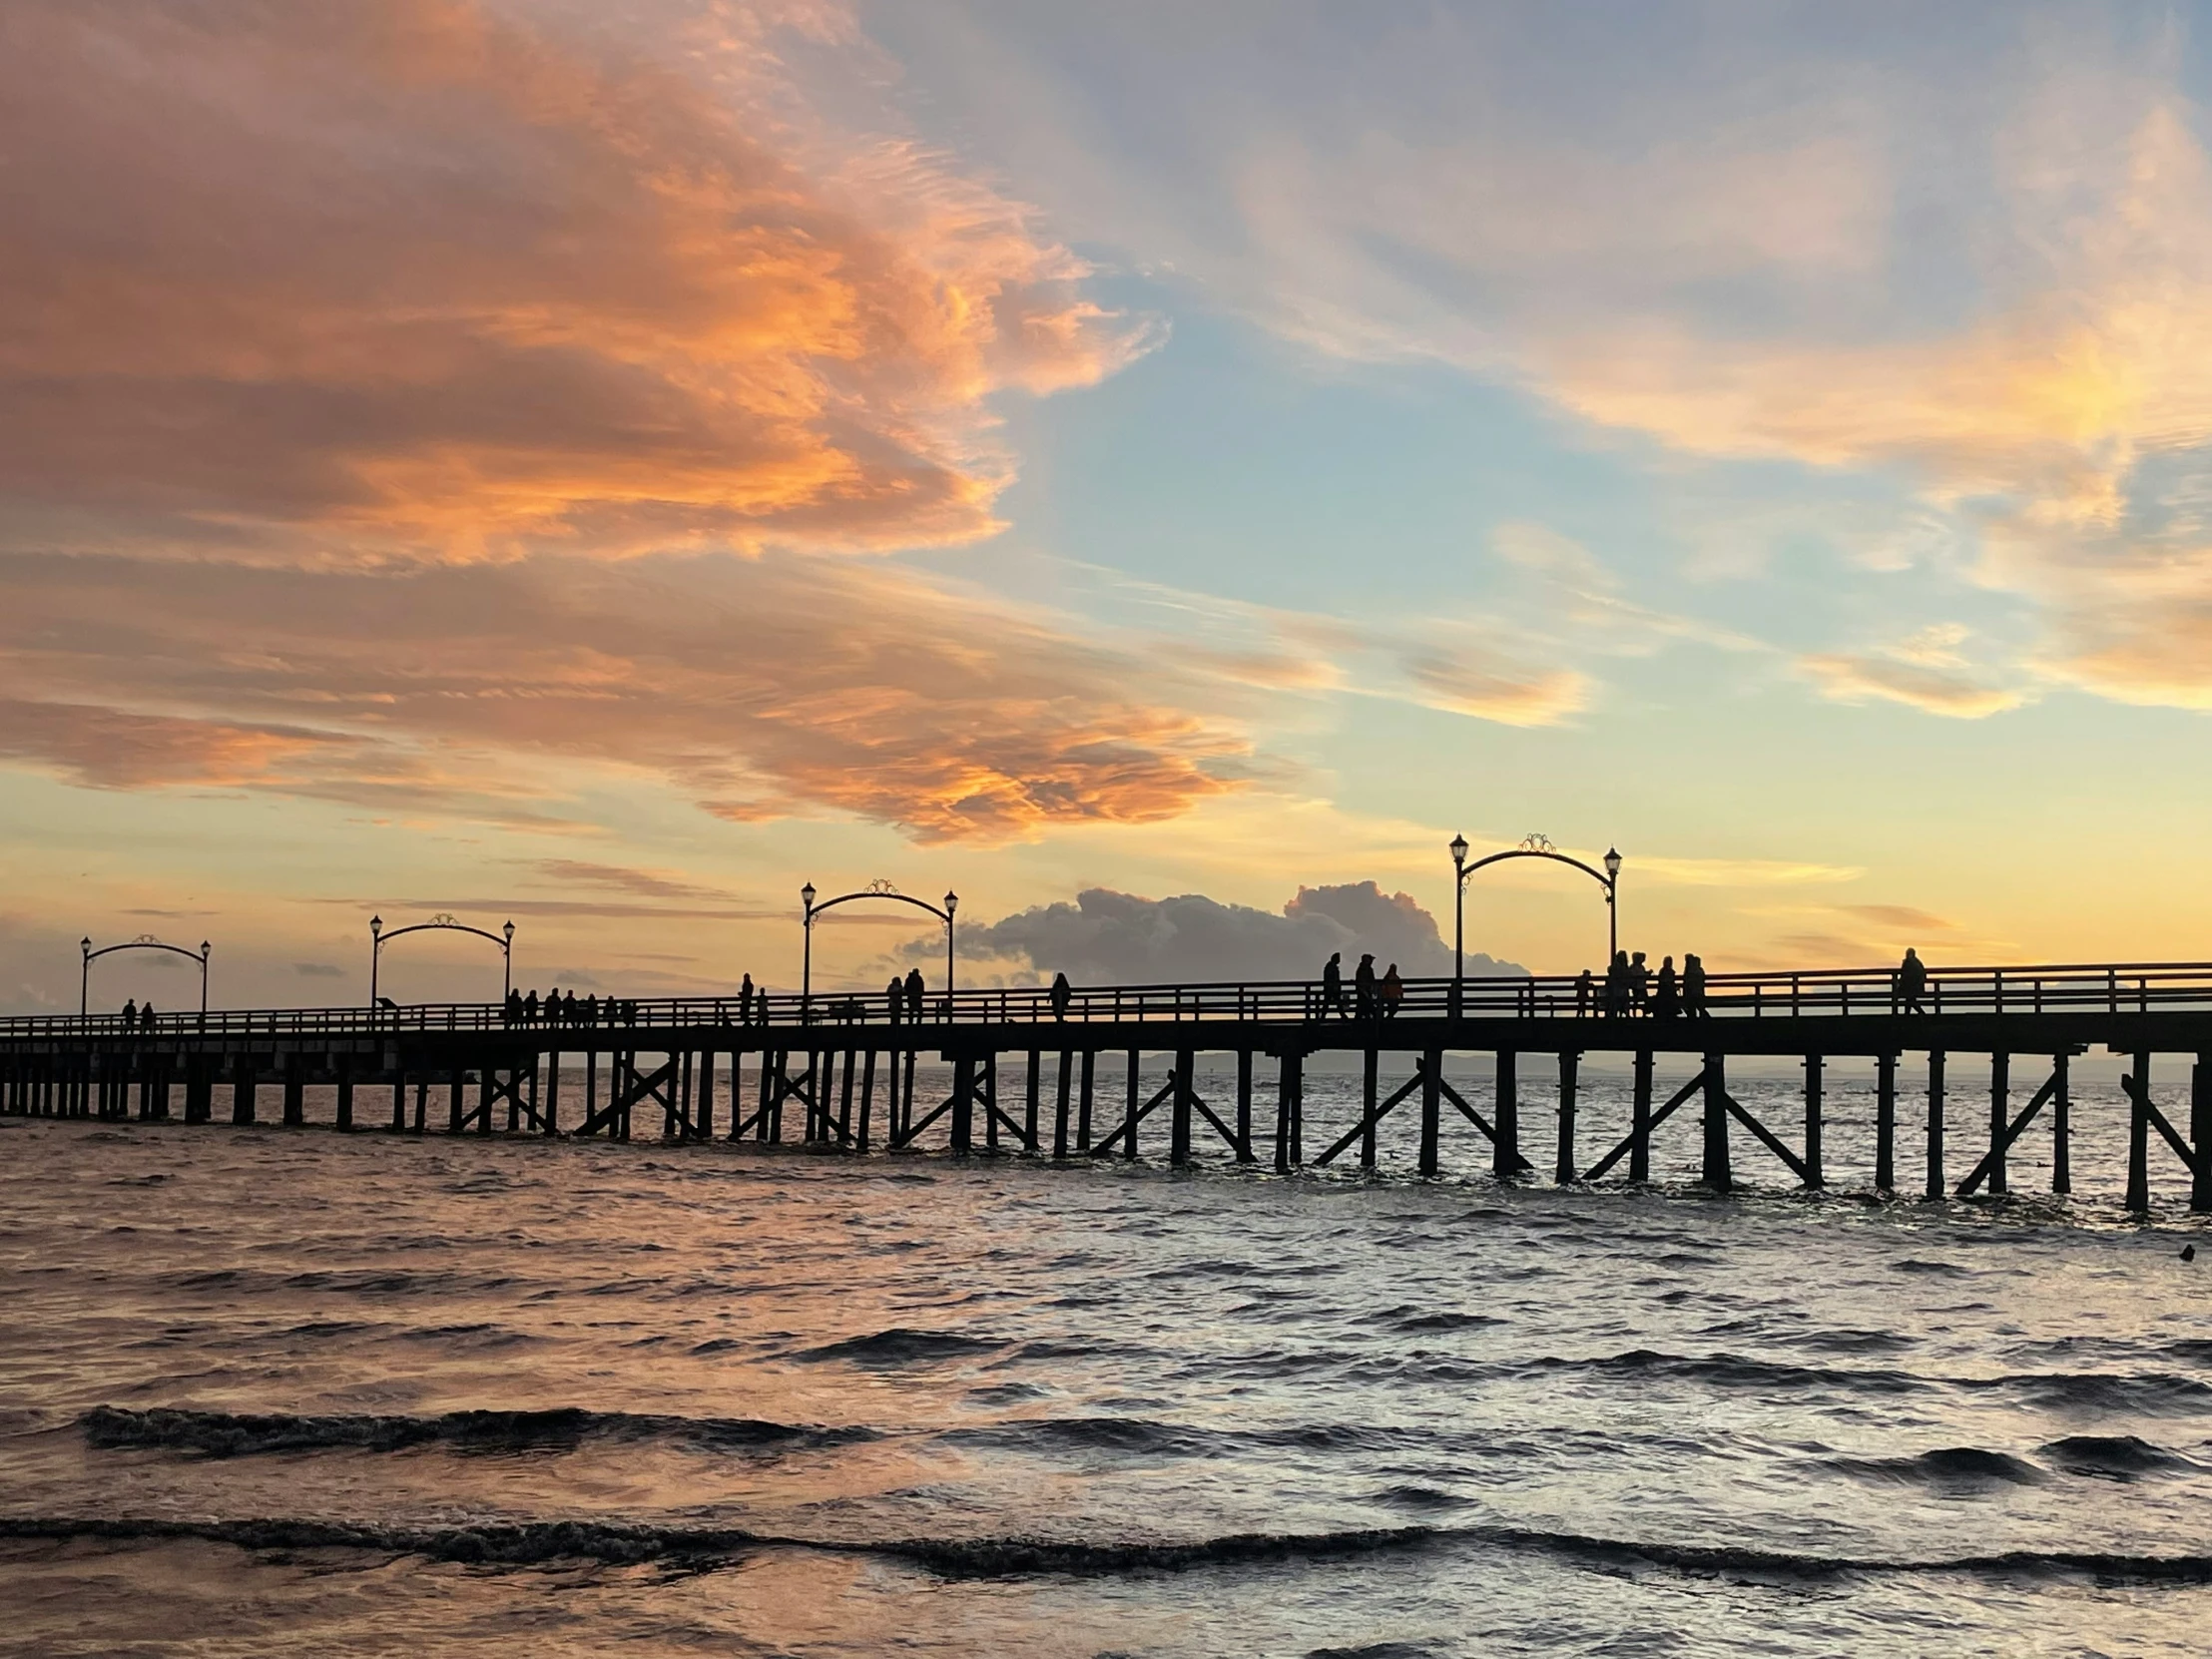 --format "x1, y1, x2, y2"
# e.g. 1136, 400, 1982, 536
1355, 953, 1378, 1019
1654, 956, 1679, 1020
1575, 968, 1593, 1016
1382, 962, 1403, 1017
1051, 971, 1072, 1020
1897, 947, 1929, 1014
1322, 951, 1346, 1018
904, 967, 925, 1022
1683, 953, 1709, 1018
